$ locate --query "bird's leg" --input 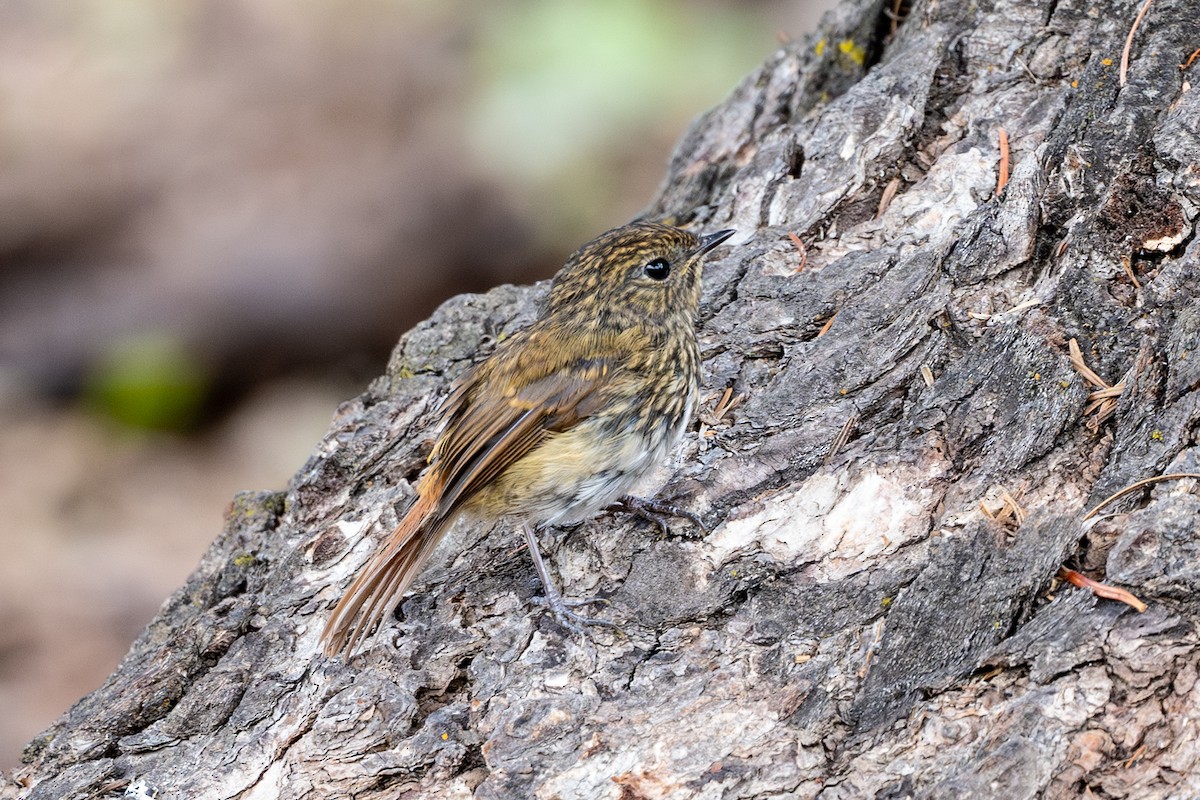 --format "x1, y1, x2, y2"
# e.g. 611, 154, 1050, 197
523, 523, 618, 633
612, 494, 703, 536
